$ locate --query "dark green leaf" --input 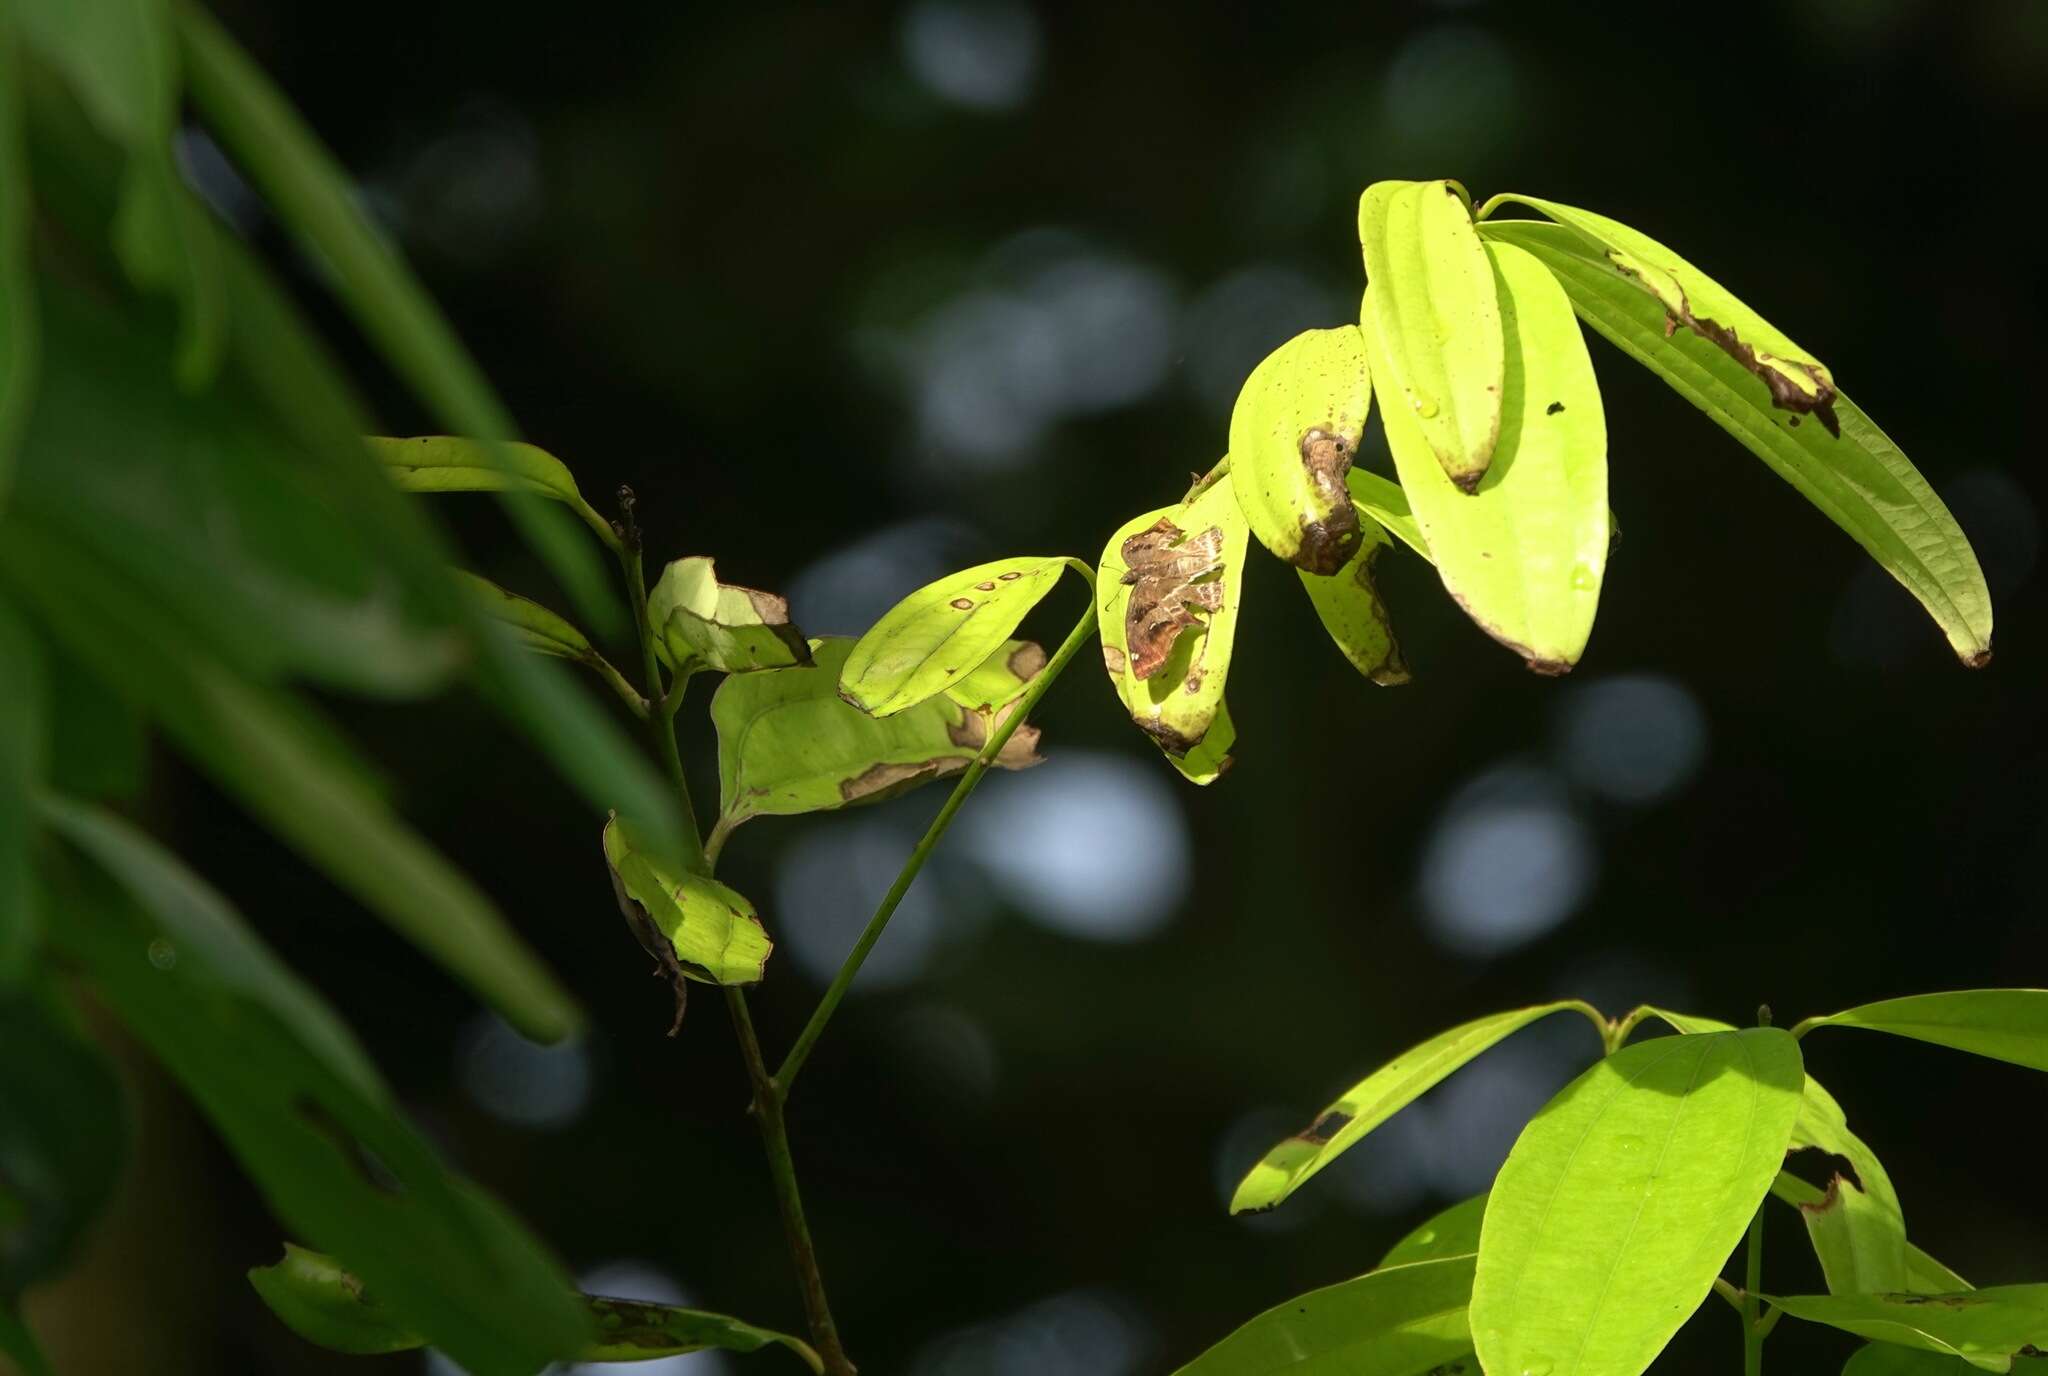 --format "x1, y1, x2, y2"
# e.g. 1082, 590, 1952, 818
1481, 218, 1992, 667
0, 1306, 53, 1376
0, 598, 43, 981
14, 0, 177, 150
0, 9, 34, 502
1172, 1256, 1475, 1376
42, 803, 590, 1376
